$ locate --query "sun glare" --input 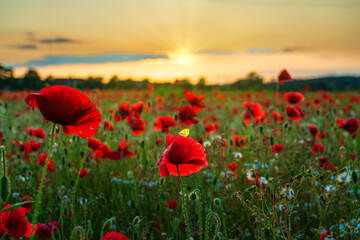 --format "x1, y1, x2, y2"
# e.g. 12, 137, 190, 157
168, 50, 195, 64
